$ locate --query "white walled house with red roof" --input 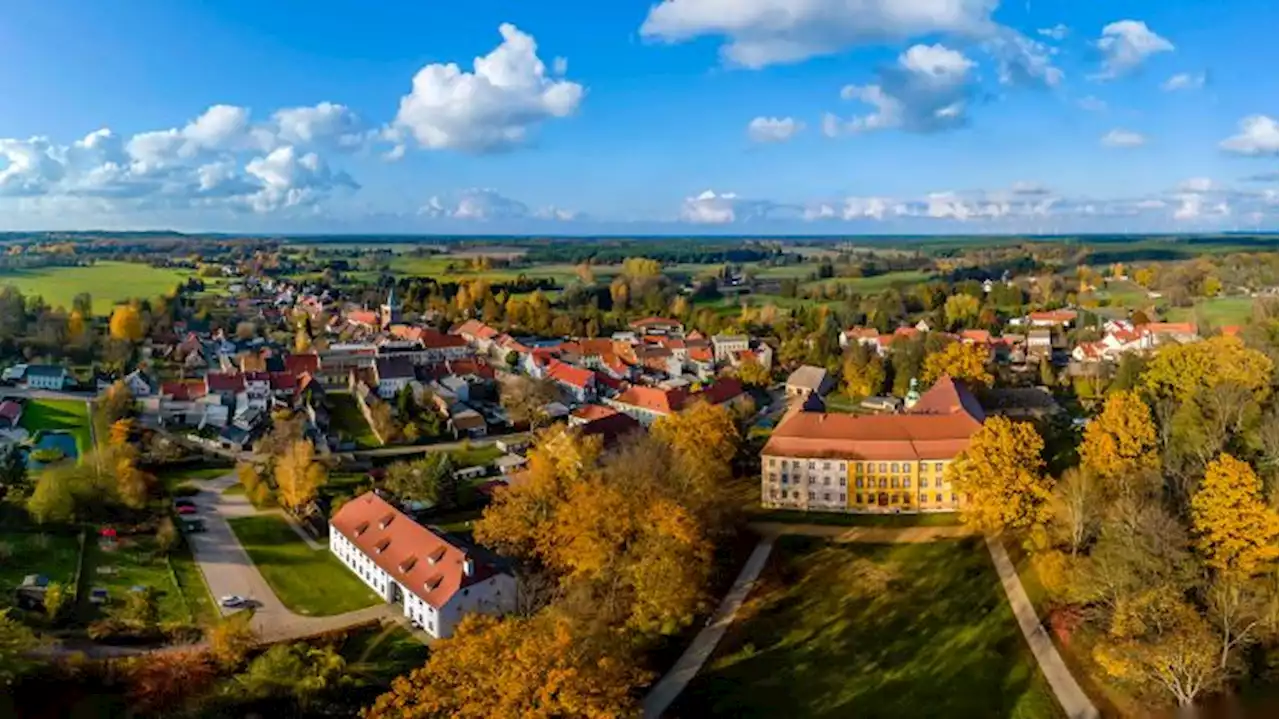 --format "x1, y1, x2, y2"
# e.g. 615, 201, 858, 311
329, 492, 516, 639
